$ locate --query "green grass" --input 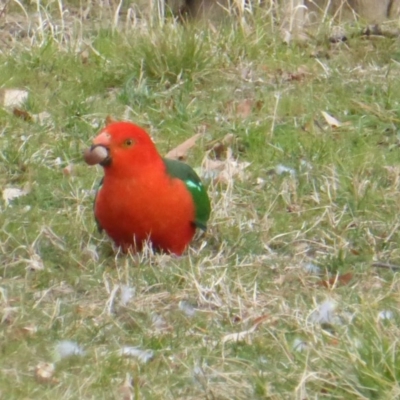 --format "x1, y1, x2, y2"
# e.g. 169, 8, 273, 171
2, 4, 400, 399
